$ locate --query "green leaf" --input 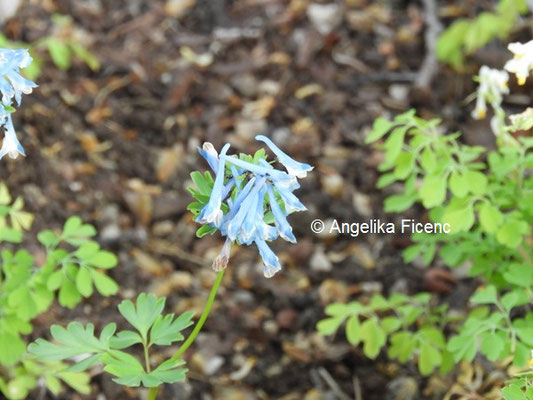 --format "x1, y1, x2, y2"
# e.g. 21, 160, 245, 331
57, 371, 91, 395
419, 175, 446, 208
76, 266, 93, 297
447, 334, 476, 362
317, 317, 344, 335
504, 264, 533, 288
196, 224, 217, 238
100, 350, 146, 387
345, 315, 360, 346
383, 126, 408, 165
44, 375, 62, 395
69, 41, 100, 71
502, 385, 527, 400
384, 193, 417, 213
91, 270, 118, 296
47, 270, 64, 291
147, 358, 188, 385
88, 251, 118, 269
470, 285, 498, 304
478, 203, 503, 234
366, 117, 394, 143
442, 197, 475, 233
360, 318, 386, 359
448, 171, 468, 198
437, 20, 469, 68
418, 342, 441, 376
150, 311, 195, 346
389, 331, 416, 362
66, 354, 102, 372
58, 279, 82, 309
62, 217, 96, 245
118, 293, 165, 340
376, 172, 397, 188
0, 329, 26, 365
0, 182, 11, 204
46, 38, 72, 70
464, 170, 487, 195
75, 242, 99, 259
497, 220, 529, 248
501, 290, 529, 312
381, 317, 402, 333
394, 152, 415, 180
110, 330, 143, 349
28, 322, 110, 362
37, 230, 60, 247
190, 171, 213, 196
480, 332, 504, 361
419, 147, 437, 172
